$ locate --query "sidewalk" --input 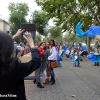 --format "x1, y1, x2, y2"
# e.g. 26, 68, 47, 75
25, 56, 100, 100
